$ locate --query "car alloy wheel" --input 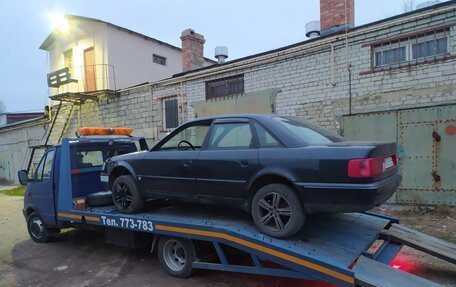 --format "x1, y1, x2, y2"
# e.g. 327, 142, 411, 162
111, 175, 144, 213
257, 192, 293, 232
113, 182, 133, 209
252, 183, 305, 238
